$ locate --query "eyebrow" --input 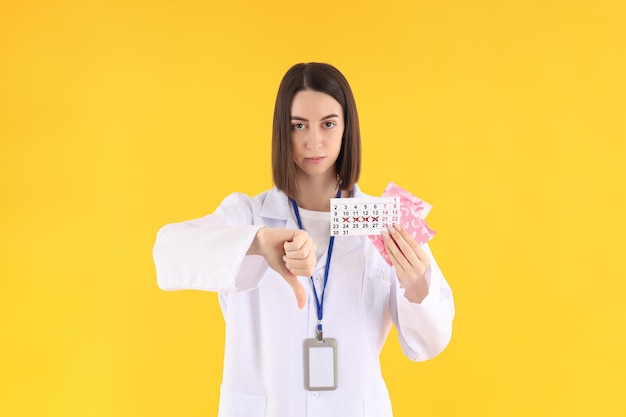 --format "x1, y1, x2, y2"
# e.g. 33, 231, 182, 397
290, 114, 340, 122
